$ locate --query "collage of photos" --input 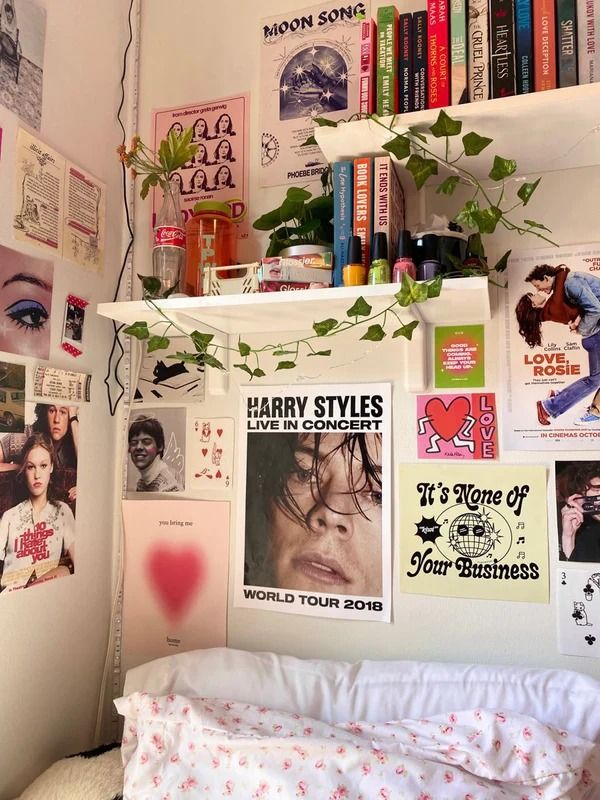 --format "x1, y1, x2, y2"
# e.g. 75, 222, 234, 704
170, 112, 238, 196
